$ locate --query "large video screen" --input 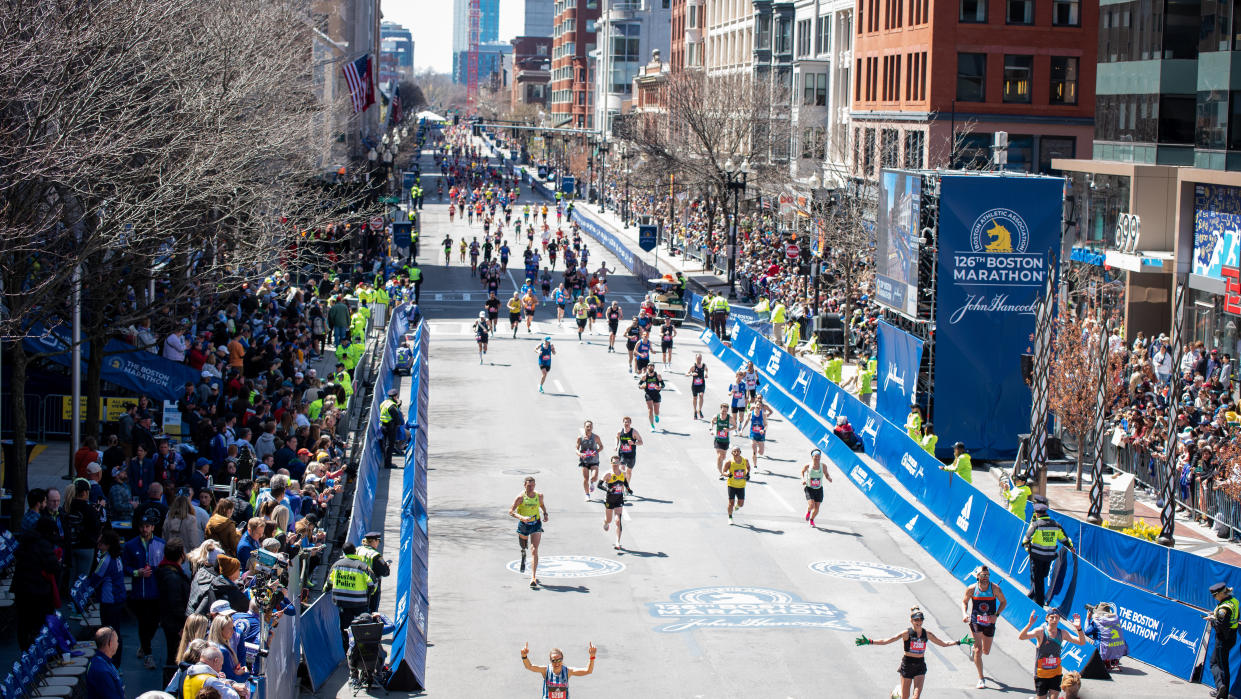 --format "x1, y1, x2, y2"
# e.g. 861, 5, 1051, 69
874, 169, 922, 318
